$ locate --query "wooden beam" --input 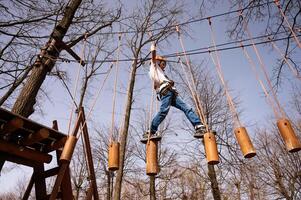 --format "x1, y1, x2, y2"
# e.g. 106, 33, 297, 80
22, 128, 50, 146
44, 166, 60, 178
0, 140, 52, 164
23, 175, 34, 200
55, 39, 85, 66
44, 136, 67, 153
80, 107, 99, 200
0, 153, 39, 167
49, 163, 68, 200
34, 164, 47, 200
0, 117, 24, 135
